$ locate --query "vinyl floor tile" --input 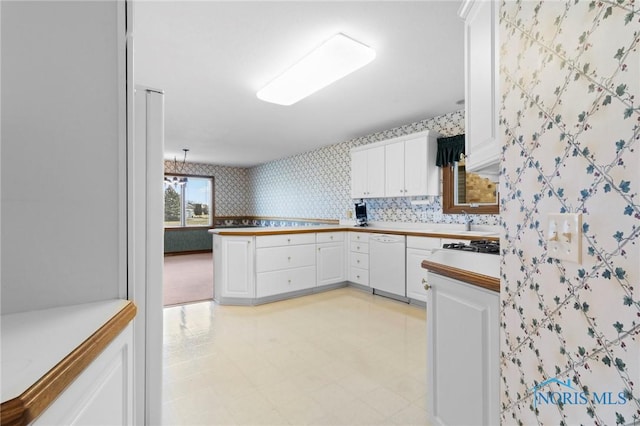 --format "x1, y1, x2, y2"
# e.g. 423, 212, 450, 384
162, 287, 428, 425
